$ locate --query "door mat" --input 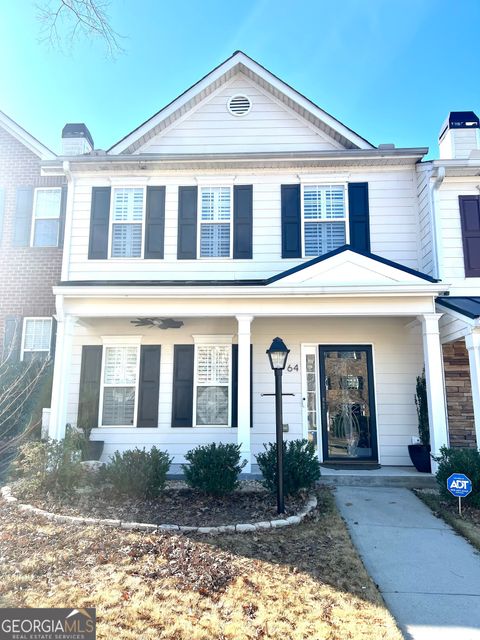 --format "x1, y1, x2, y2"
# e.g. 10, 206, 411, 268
320, 463, 381, 471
